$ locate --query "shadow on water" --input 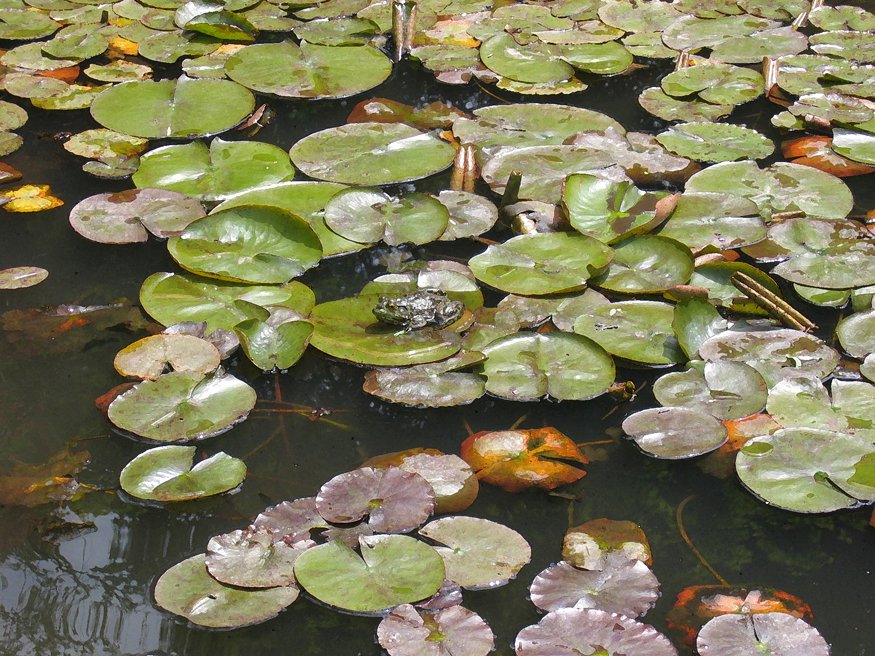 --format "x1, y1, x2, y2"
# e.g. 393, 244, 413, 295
0, 53, 873, 656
